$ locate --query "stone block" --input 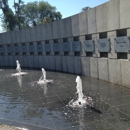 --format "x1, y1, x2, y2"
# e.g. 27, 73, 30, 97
87, 7, 96, 34
34, 56, 39, 68
49, 56, 55, 71
1, 33, 7, 45
39, 55, 44, 68
11, 31, 17, 43
107, 0, 120, 31
67, 56, 74, 73
78, 11, 88, 35
52, 21, 60, 39
36, 25, 42, 41
55, 56, 62, 71
45, 23, 53, 40
41, 25, 47, 40
71, 14, 79, 36
25, 28, 31, 42
109, 59, 121, 85
65, 17, 72, 37
23, 56, 29, 67
98, 58, 109, 82
121, 60, 130, 88
81, 57, 90, 76
0, 56, 4, 66
74, 56, 82, 75
30, 27, 36, 42
8, 56, 15, 67
120, 0, 130, 28
96, 3, 108, 32
4, 56, 9, 67
62, 56, 67, 72
90, 57, 98, 79
20, 29, 26, 43
28, 56, 34, 68
59, 19, 66, 38
44, 56, 50, 70
15, 30, 21, 43
6, 32, 12, 44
